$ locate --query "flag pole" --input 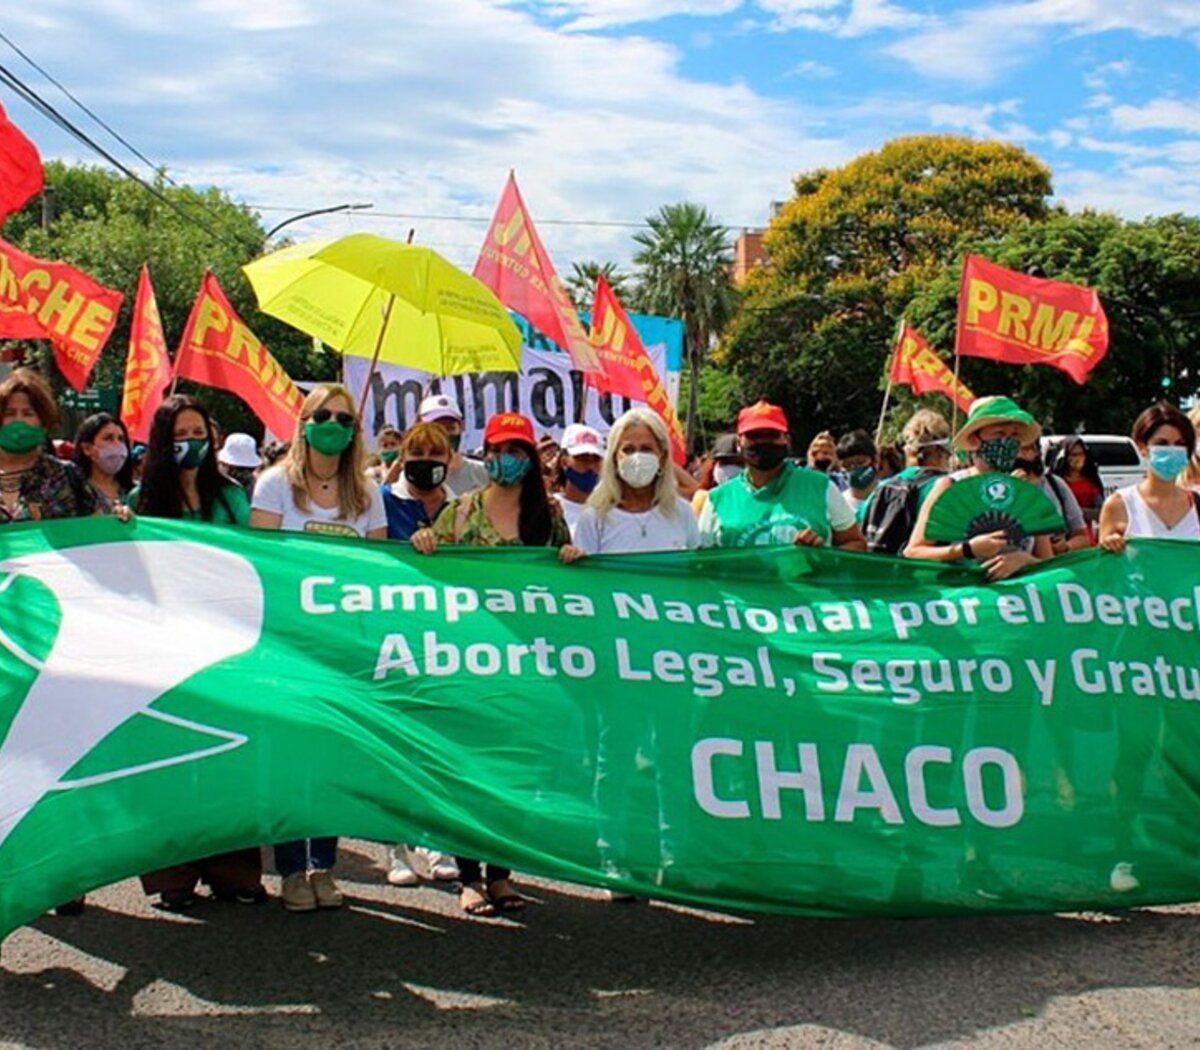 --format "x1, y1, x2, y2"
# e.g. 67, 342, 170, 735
951, 352, 963, 432
877, 317, 903, 447
356, 293, 396, 422
874, 377, 893, 449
